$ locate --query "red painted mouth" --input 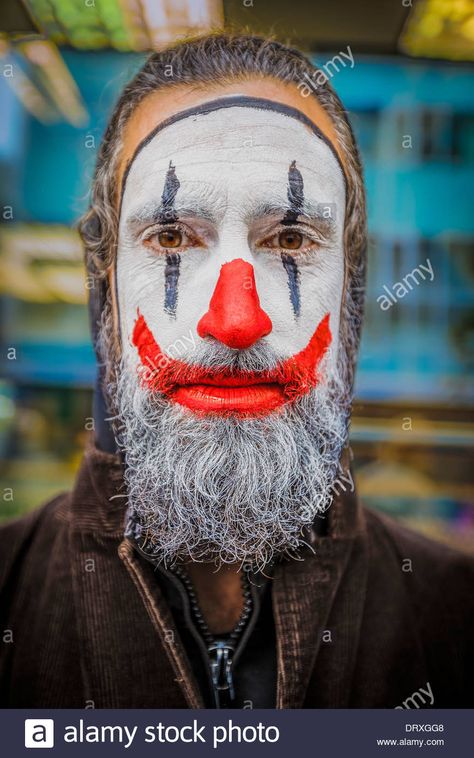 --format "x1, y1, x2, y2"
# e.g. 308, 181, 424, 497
132, 311, 332, 415
173, 383, 286, 413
